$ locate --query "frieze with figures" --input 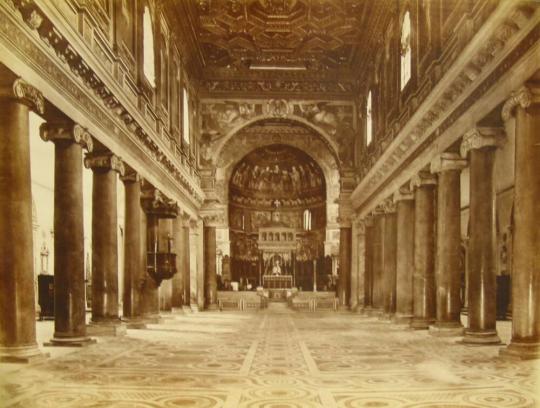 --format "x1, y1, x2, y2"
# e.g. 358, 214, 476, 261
200, 99, 356, 167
